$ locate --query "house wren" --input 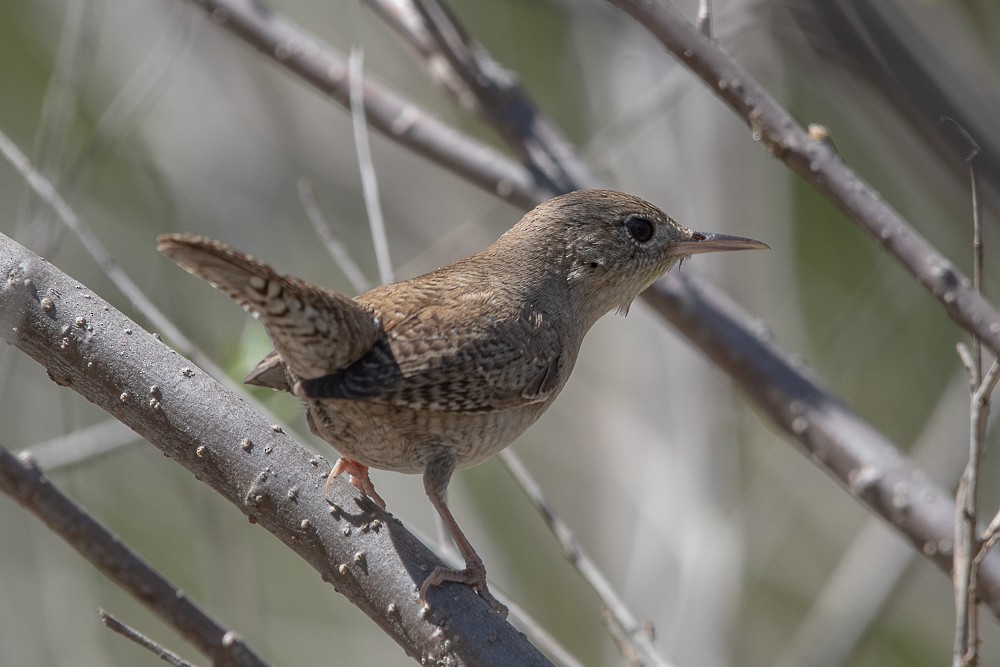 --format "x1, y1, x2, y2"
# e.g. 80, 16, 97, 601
157, 188, 767, 615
